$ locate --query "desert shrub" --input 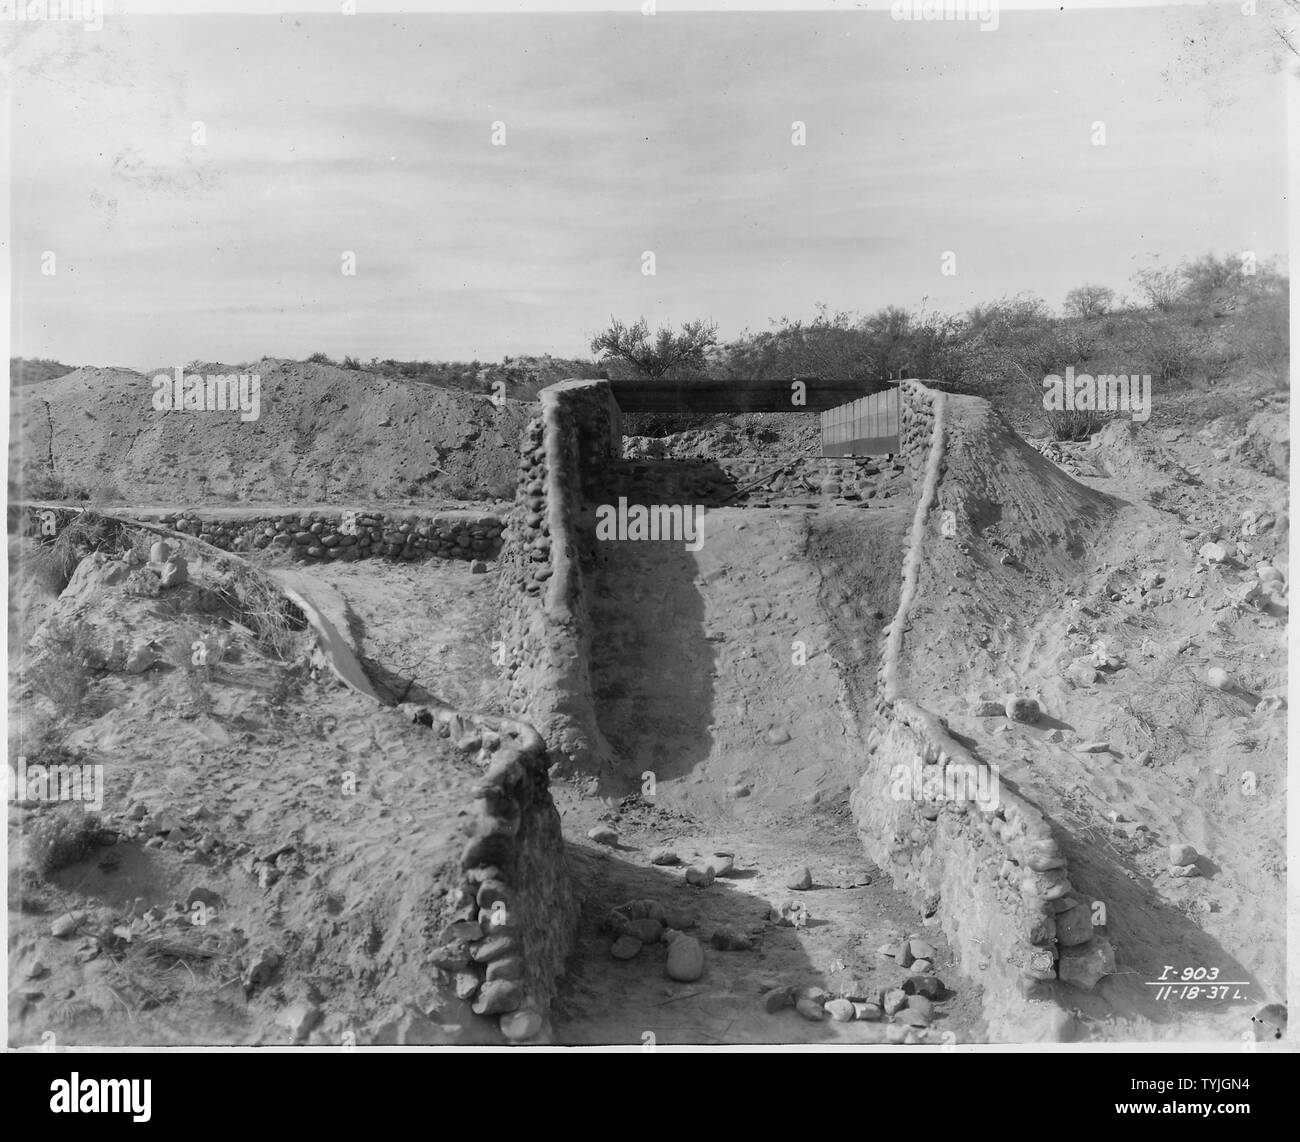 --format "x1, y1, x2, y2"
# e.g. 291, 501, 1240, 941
1133, 315, 1203, 384
305, 352, 334, 365
24, 806, 104, 878
22, 471, 74, 501
27, 619, 104, 712
341, 355, 362, 370
1043, 407, 1104, 442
